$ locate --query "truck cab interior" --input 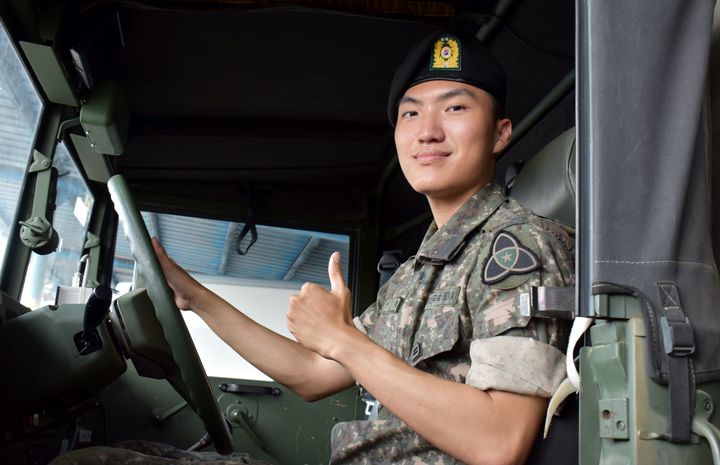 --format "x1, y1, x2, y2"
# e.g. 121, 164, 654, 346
0, 1, 719, 464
